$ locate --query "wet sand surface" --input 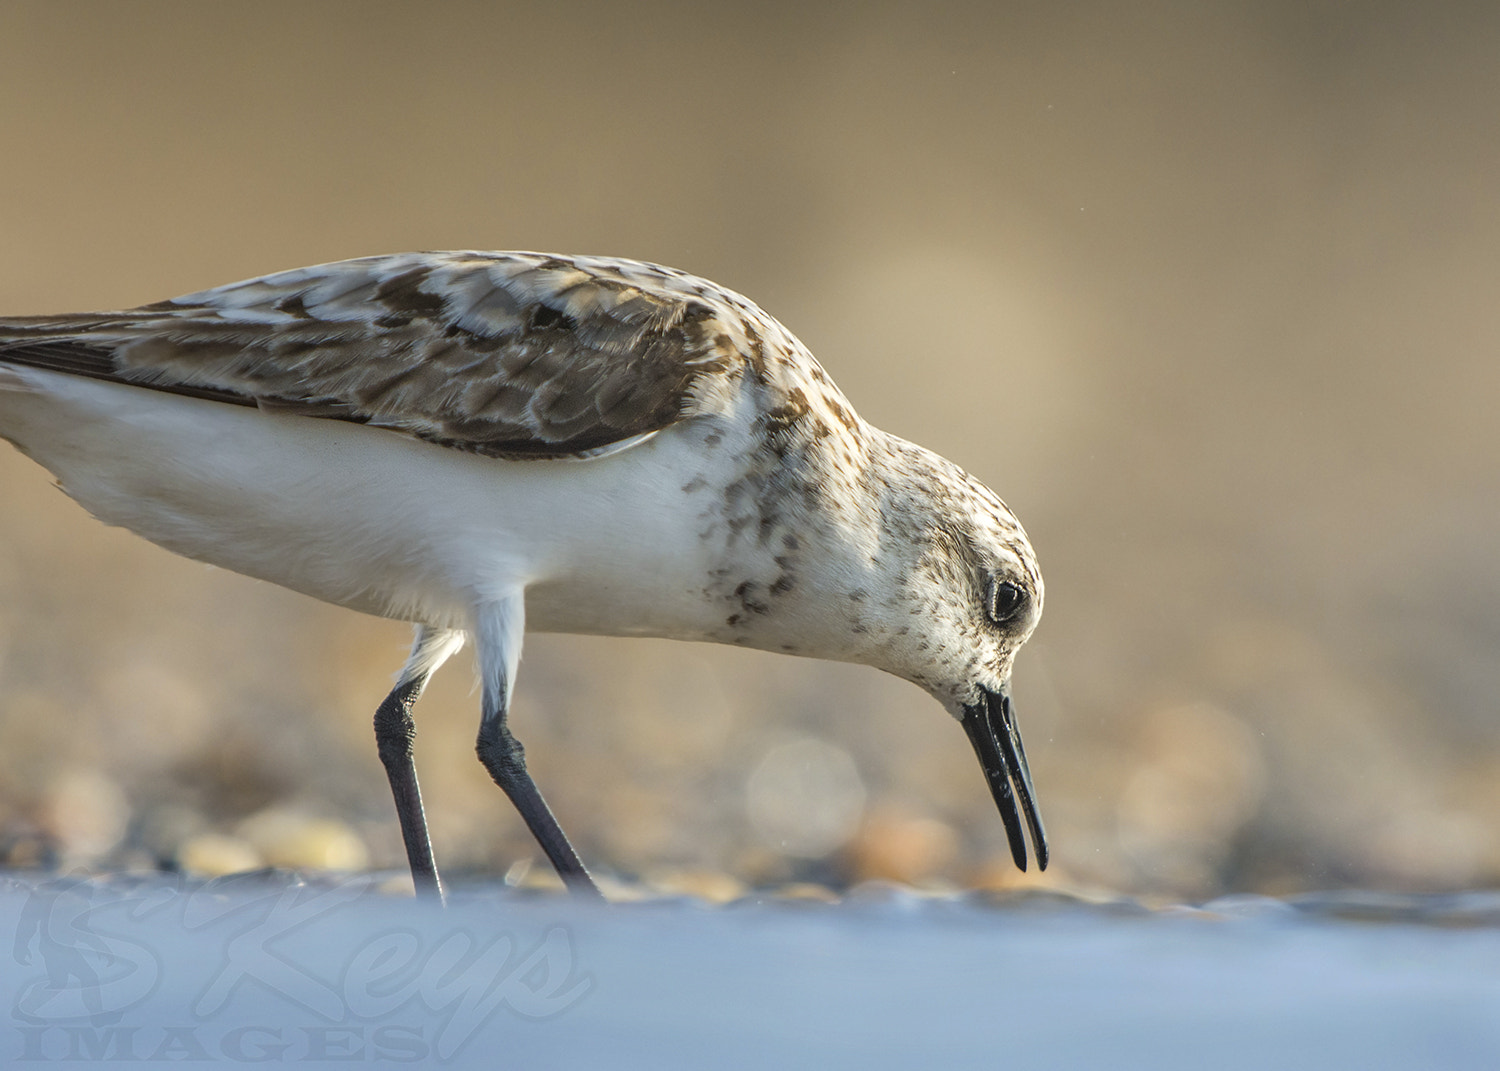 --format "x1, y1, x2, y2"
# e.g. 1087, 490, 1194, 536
4, 871, 1497, 1069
